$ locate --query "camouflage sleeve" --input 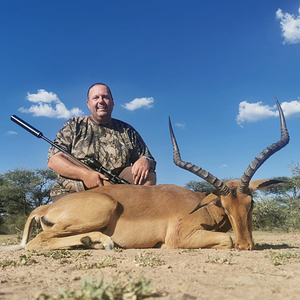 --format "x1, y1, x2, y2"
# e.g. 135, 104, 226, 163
47, 119, 75, 162
128, 126, 156, 171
